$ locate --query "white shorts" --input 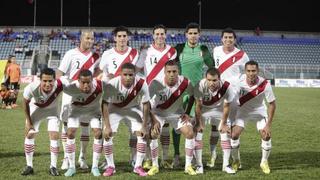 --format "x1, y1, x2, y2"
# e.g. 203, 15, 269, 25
67, 111, 102, 129
154, 114, 193, 133
202, 110, 221, 126
29, 105, 60, 132
234, 115, 267, 131
109, 107, 143, 133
